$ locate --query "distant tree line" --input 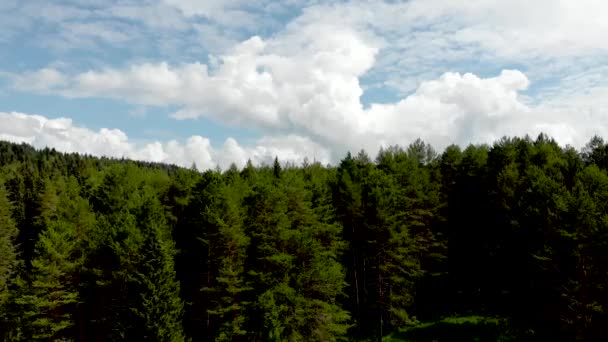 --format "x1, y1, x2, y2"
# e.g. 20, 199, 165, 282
1, 134, 608, 341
